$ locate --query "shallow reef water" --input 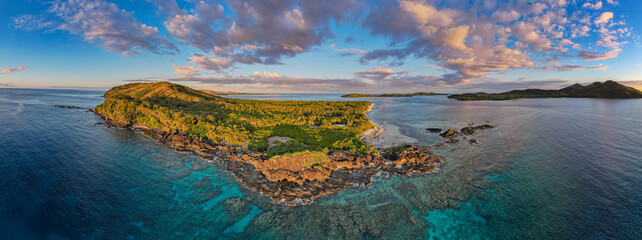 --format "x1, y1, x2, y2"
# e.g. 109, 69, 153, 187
1, 89, 641, 239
